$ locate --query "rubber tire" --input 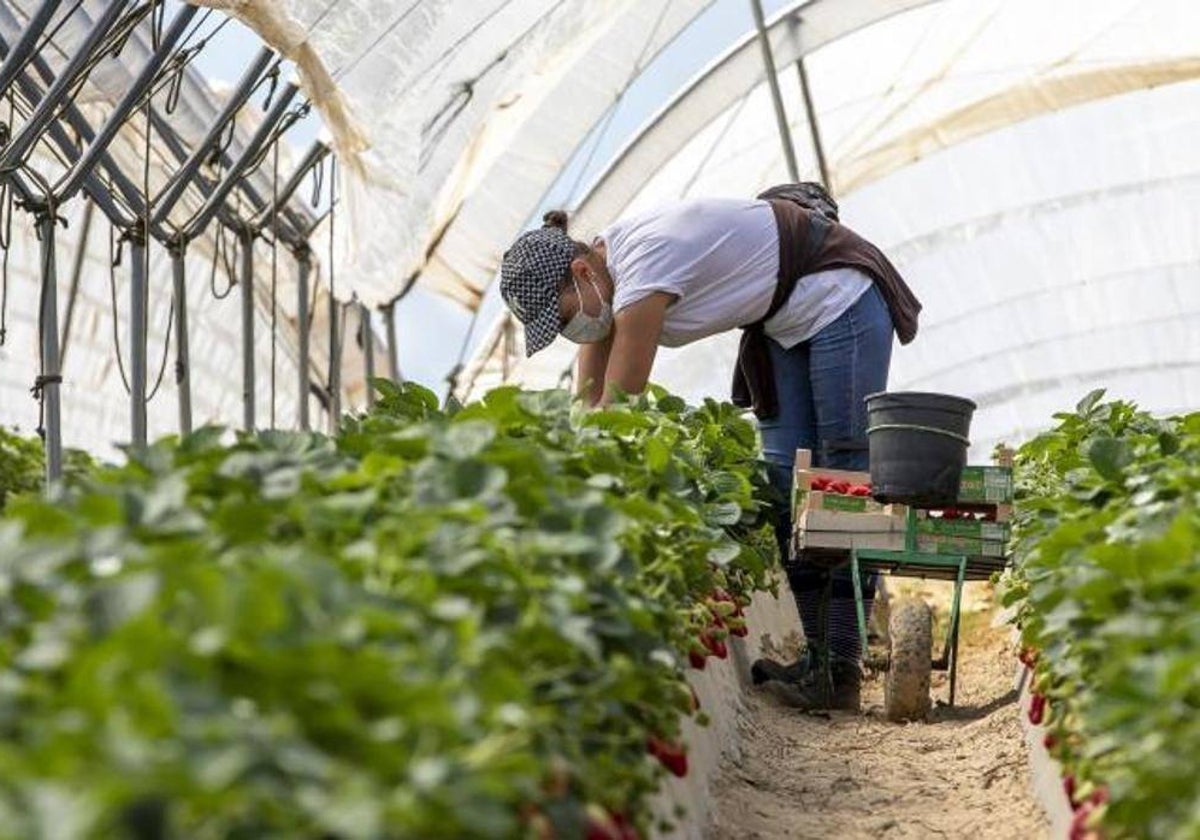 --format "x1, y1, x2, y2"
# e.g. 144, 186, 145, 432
885, 598, 933, 722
